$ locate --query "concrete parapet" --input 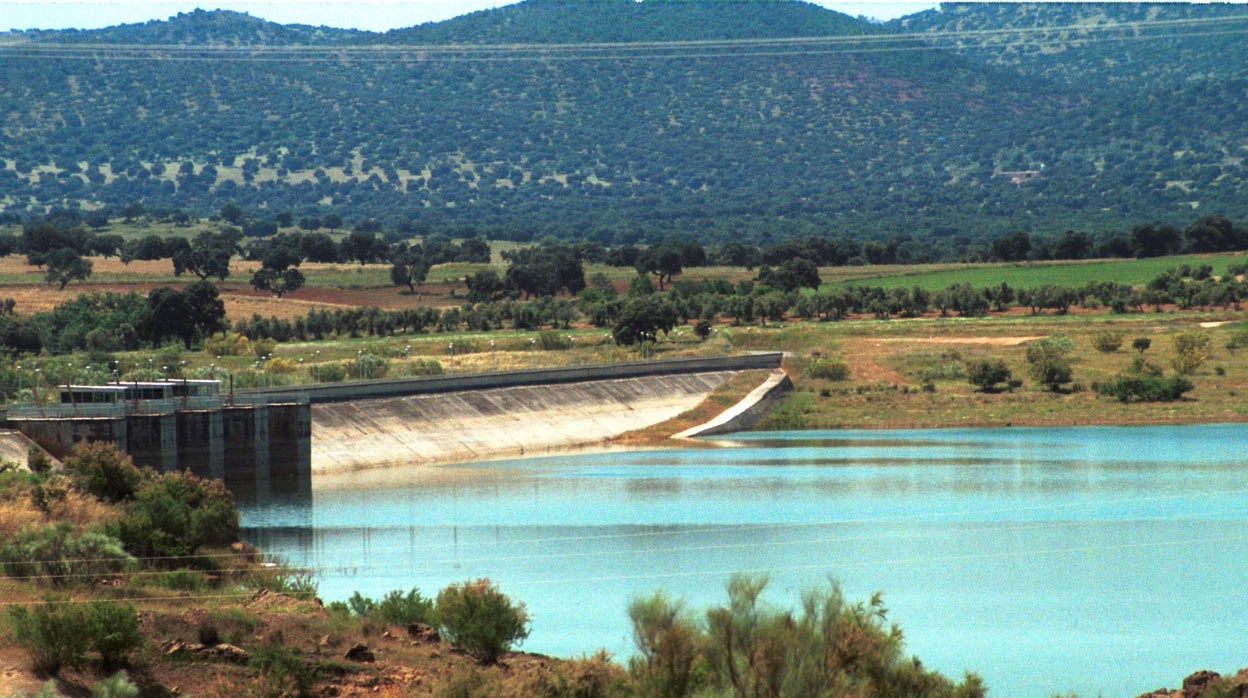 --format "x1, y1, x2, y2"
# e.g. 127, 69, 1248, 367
245, 353, 784, 404
672, 369, 793, 439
